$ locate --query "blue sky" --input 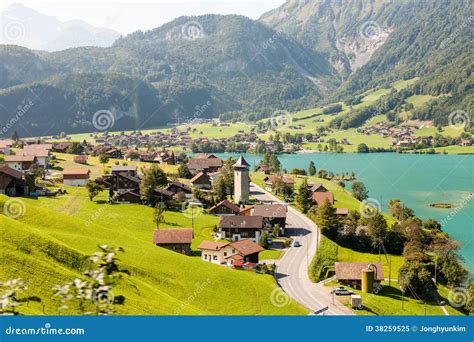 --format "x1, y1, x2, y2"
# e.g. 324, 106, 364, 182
1, 1, 285, 34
